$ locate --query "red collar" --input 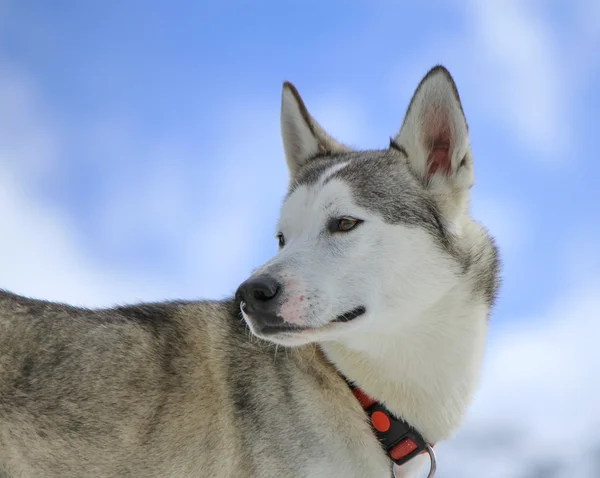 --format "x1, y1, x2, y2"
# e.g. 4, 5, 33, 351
347, 381, 435, 467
